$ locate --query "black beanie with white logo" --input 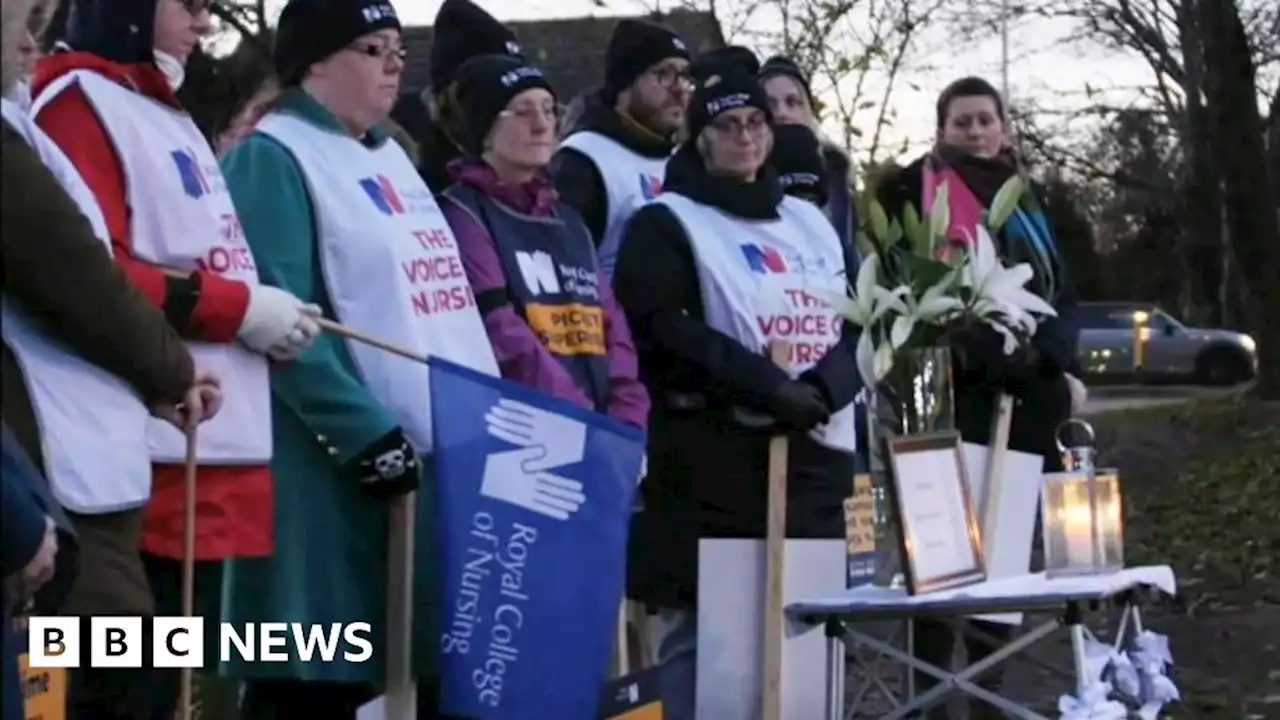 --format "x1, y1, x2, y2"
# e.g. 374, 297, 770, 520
454, 54, 556, 154
274, 0, 402, 87
684, 65, 771, 142
429, 0, 523, 92
770, 124, 828, 205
